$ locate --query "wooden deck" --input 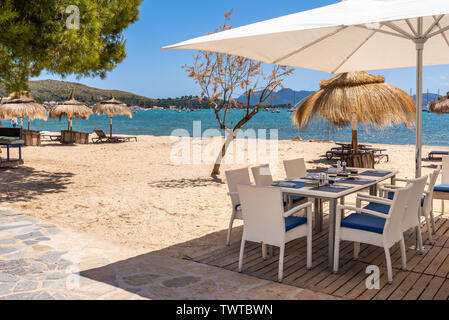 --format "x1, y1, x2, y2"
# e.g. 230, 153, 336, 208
191, 214, 449, 300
